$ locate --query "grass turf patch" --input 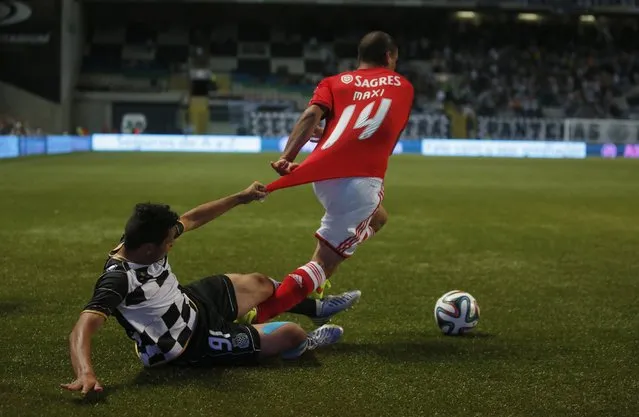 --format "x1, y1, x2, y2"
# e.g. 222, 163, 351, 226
0, 153, 637, 417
